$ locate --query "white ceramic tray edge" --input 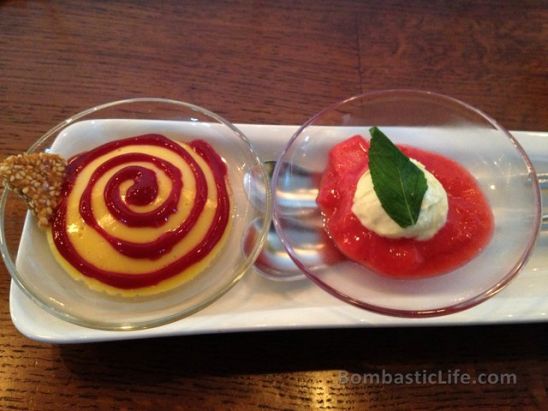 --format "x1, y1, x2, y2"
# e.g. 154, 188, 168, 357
8, 126, 548, 343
